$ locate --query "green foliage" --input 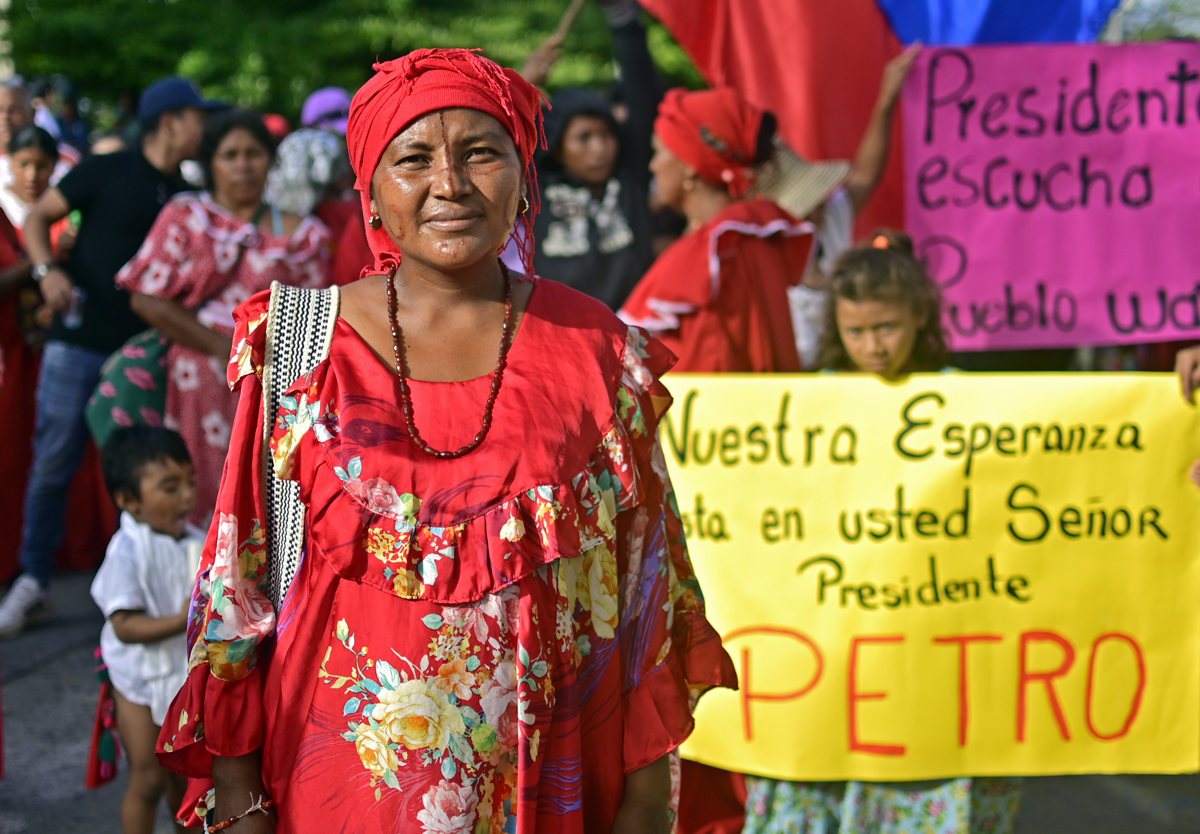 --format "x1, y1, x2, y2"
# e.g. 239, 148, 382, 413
9, 0, 701, 124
